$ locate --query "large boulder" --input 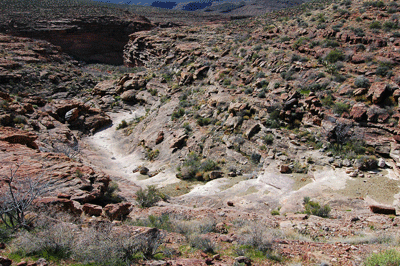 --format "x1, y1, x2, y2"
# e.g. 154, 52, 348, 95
350, 103, 368, 122
103, 202, 132, 221
367, 82, 388, 104
369, 205, 396, 215
0, 127, 38, 149
82, 203, 102, 216
34, 197, 82, 215
0, 257, 12, 266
